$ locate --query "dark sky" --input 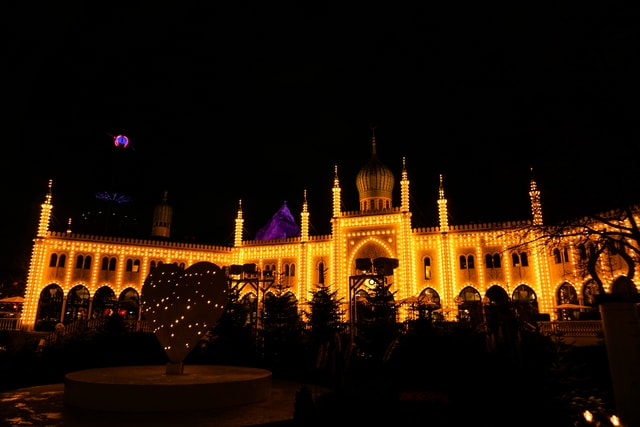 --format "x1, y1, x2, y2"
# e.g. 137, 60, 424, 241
4, 3, 640, 275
